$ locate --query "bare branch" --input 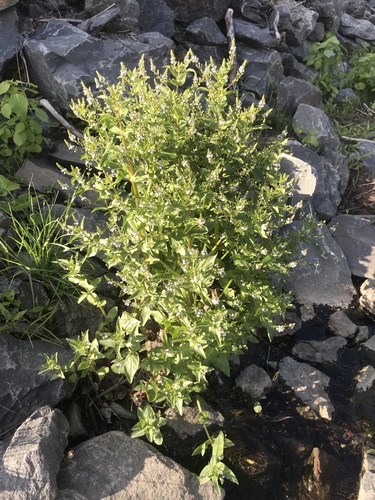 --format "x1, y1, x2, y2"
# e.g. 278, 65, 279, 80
38, 99, 84, 140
